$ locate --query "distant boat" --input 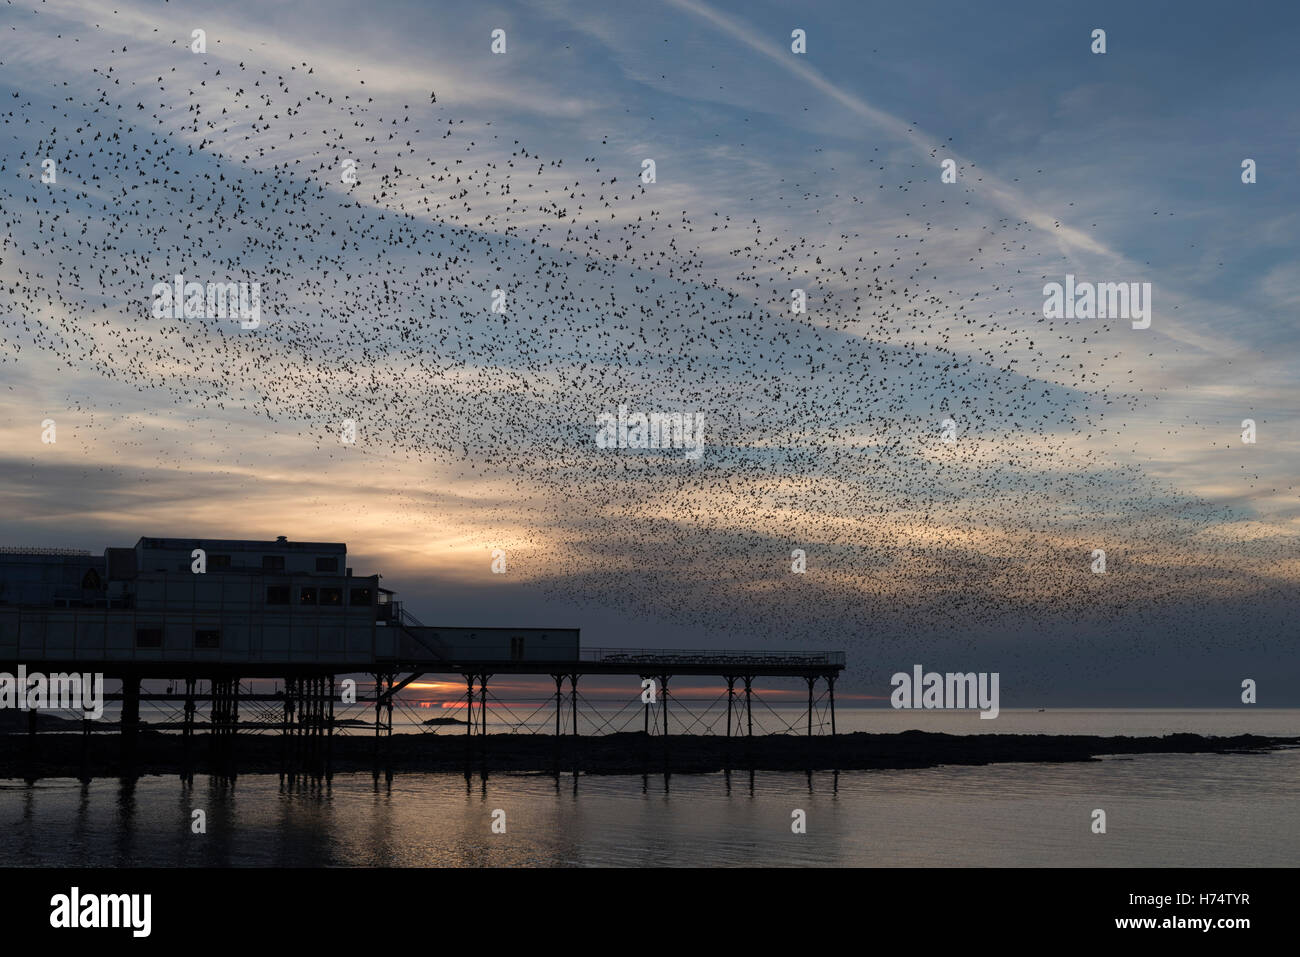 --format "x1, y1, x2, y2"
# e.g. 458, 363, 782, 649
1037, 708, 1046, 712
